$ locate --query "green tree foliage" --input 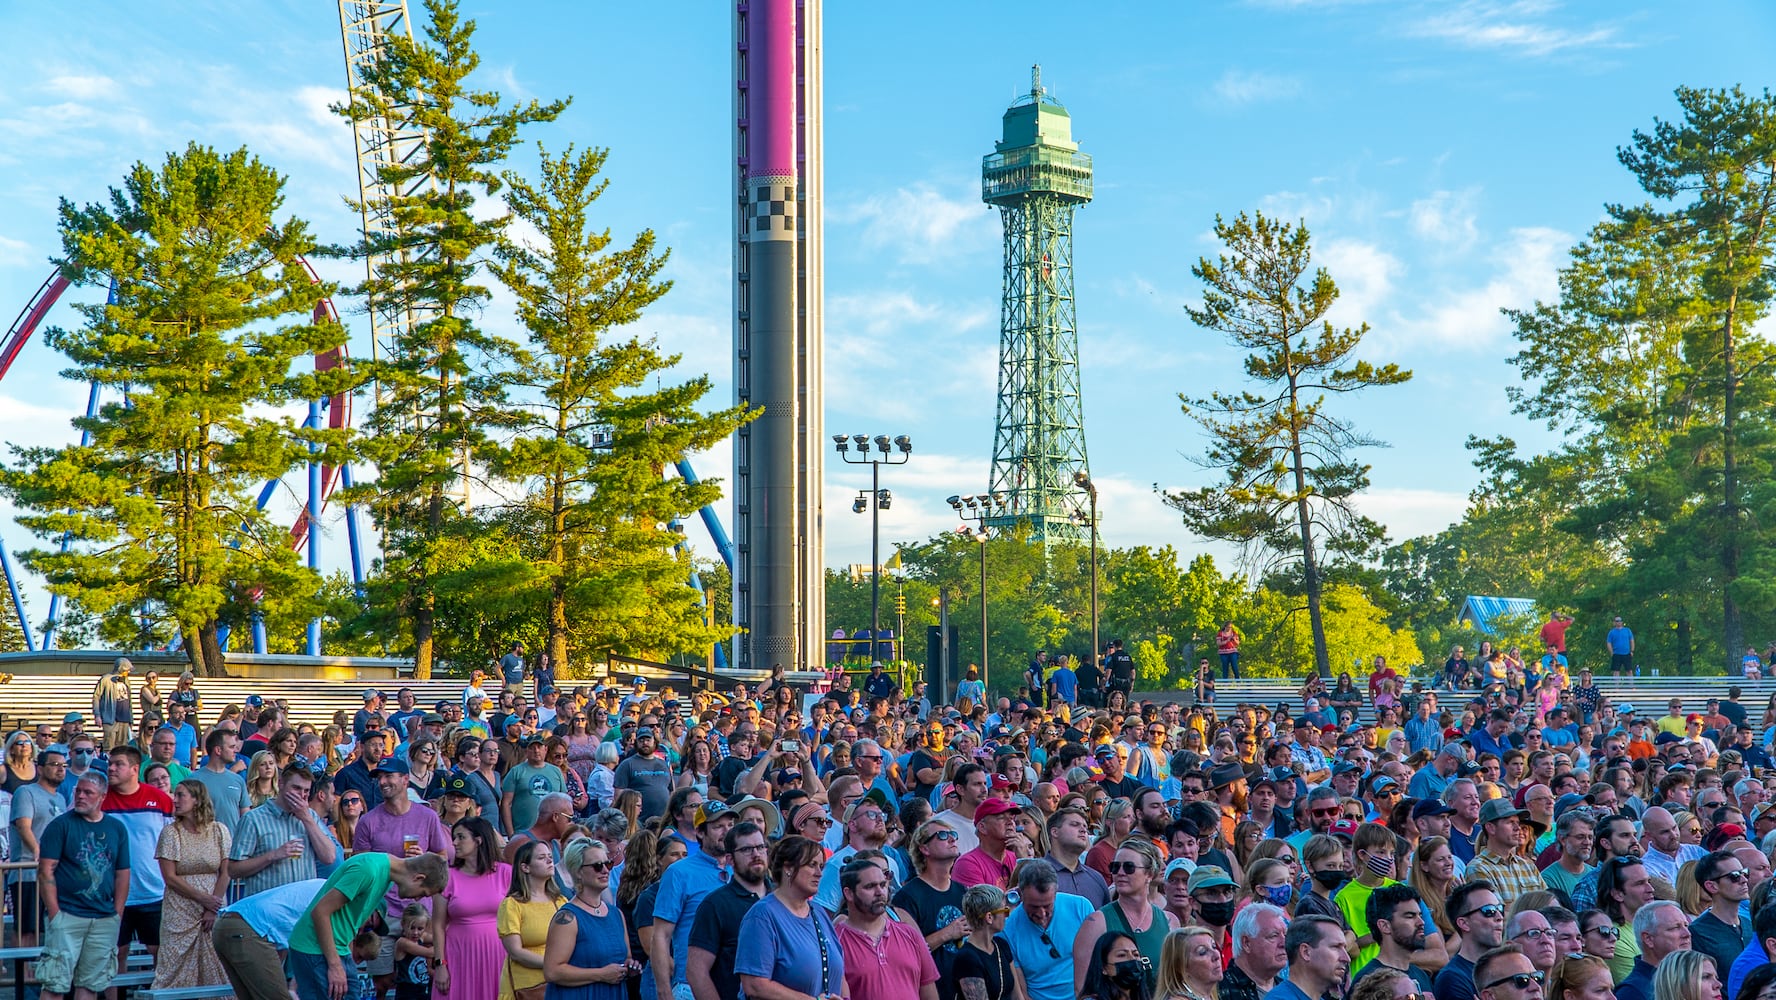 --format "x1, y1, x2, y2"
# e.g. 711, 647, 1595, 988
1243, 583, 1423, 680
333, 0, 566, 677
481, 144, 751, 672
1494, 86, 1776, 674
0, 144, 349, 676
1165, 212, 1411, 677
826, 531, 1418, 694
